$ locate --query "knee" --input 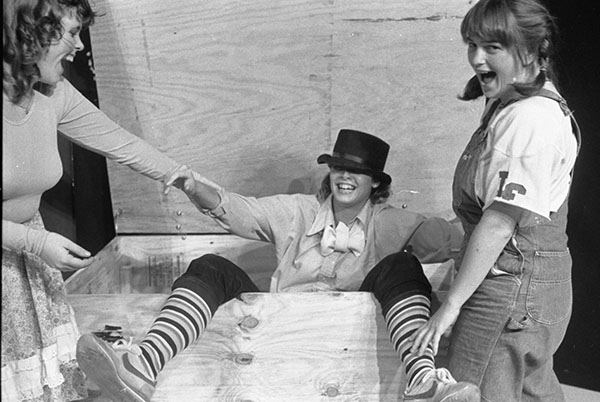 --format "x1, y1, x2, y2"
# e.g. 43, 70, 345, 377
180, 253, 253, 289
363, 251, 422, 285
187, 253, 221, 270
361, 251, 431, 301
185, 254, 234, 277
384, 251, 427, 281
176, 254, 231, 286
379, 250, 419, 270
